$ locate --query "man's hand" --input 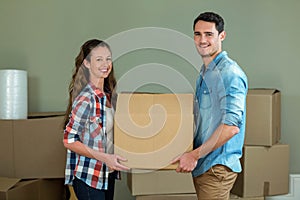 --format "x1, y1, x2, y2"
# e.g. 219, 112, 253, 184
171, 151, 198, 173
